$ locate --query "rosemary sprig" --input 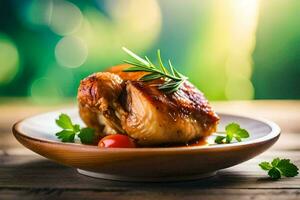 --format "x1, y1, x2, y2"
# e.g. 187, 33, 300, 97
122, 47, 188, 93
